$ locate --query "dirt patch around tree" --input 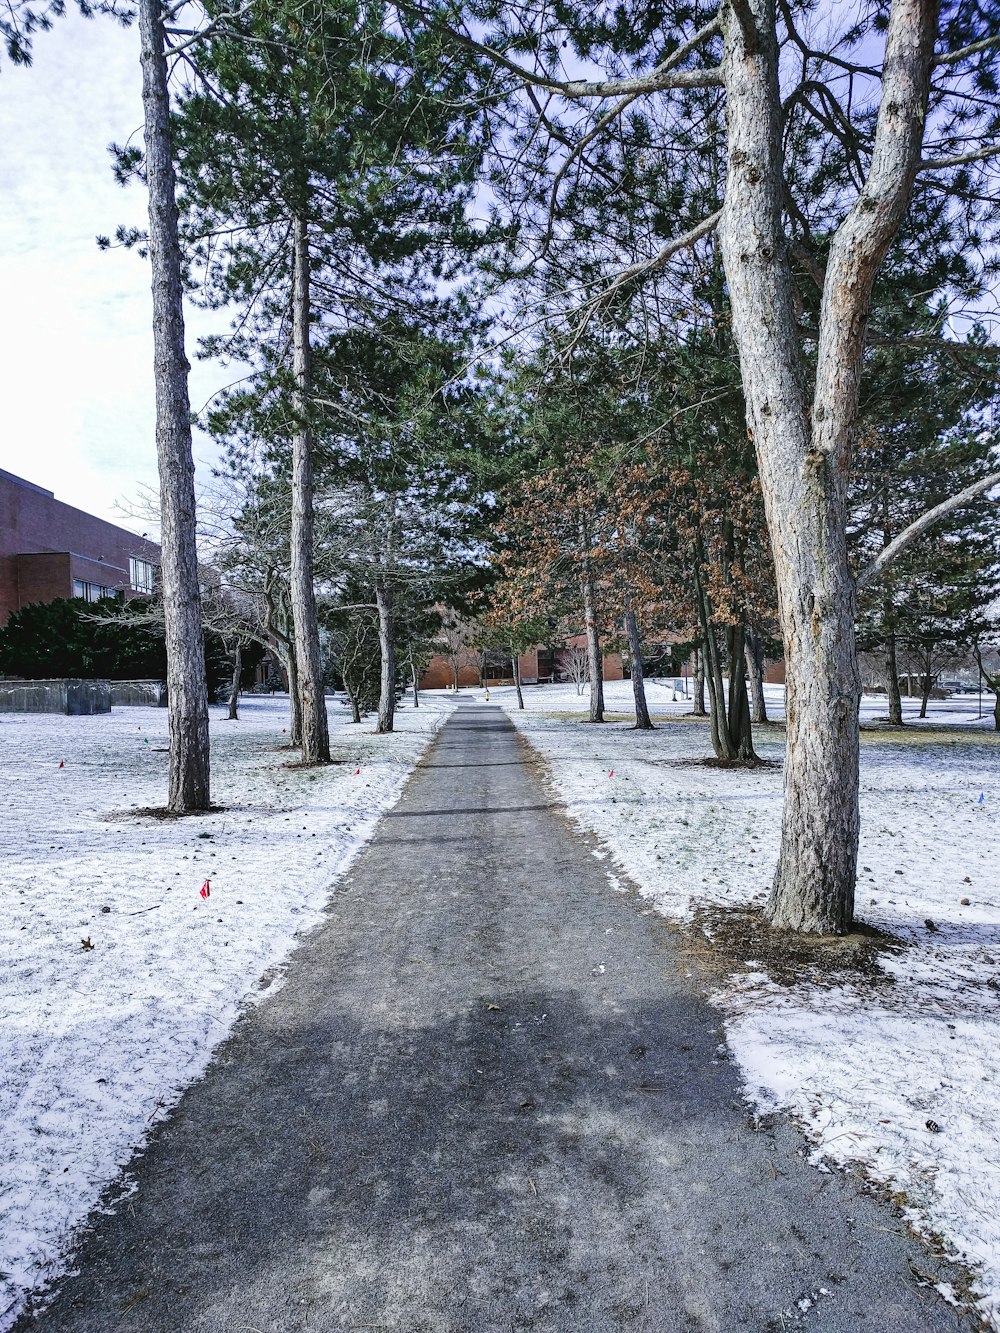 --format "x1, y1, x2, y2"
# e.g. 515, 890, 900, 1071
685, 902, 907, 989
